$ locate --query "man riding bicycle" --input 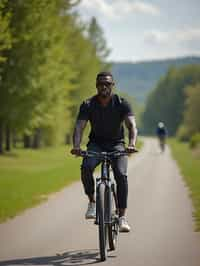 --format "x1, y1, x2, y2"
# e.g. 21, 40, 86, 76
71, 72, 138, 232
